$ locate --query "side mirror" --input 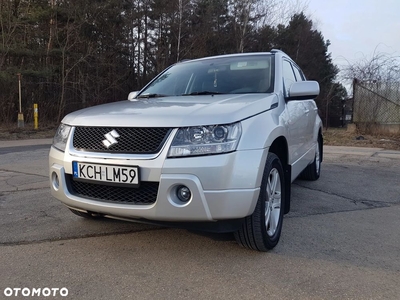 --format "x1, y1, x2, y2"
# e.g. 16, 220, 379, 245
287, 81, 319, 100
128, 91, 139, 101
